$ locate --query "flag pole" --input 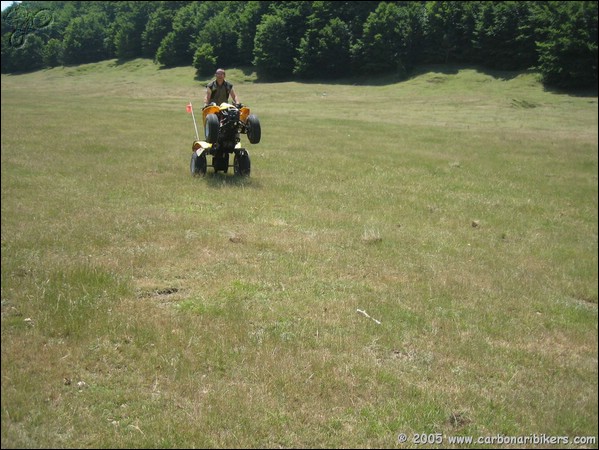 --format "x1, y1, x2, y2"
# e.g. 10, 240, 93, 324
189, 100, 200, 141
